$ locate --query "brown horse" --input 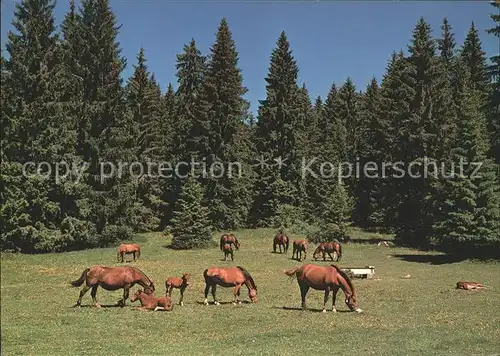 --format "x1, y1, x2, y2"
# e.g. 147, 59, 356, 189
165, 273, 190, 306
283, 264, 362, 313
456, 281, 489, 290
220, 233, 240, 251
70, 265, 155, 308
117, 243, 141, 262
131, 289, 174, 311
313, 241, 342, 262
222, 244, 235, 261
273, 232, 289, 254
203, 266, 258, 305
292, 239, 308, 261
